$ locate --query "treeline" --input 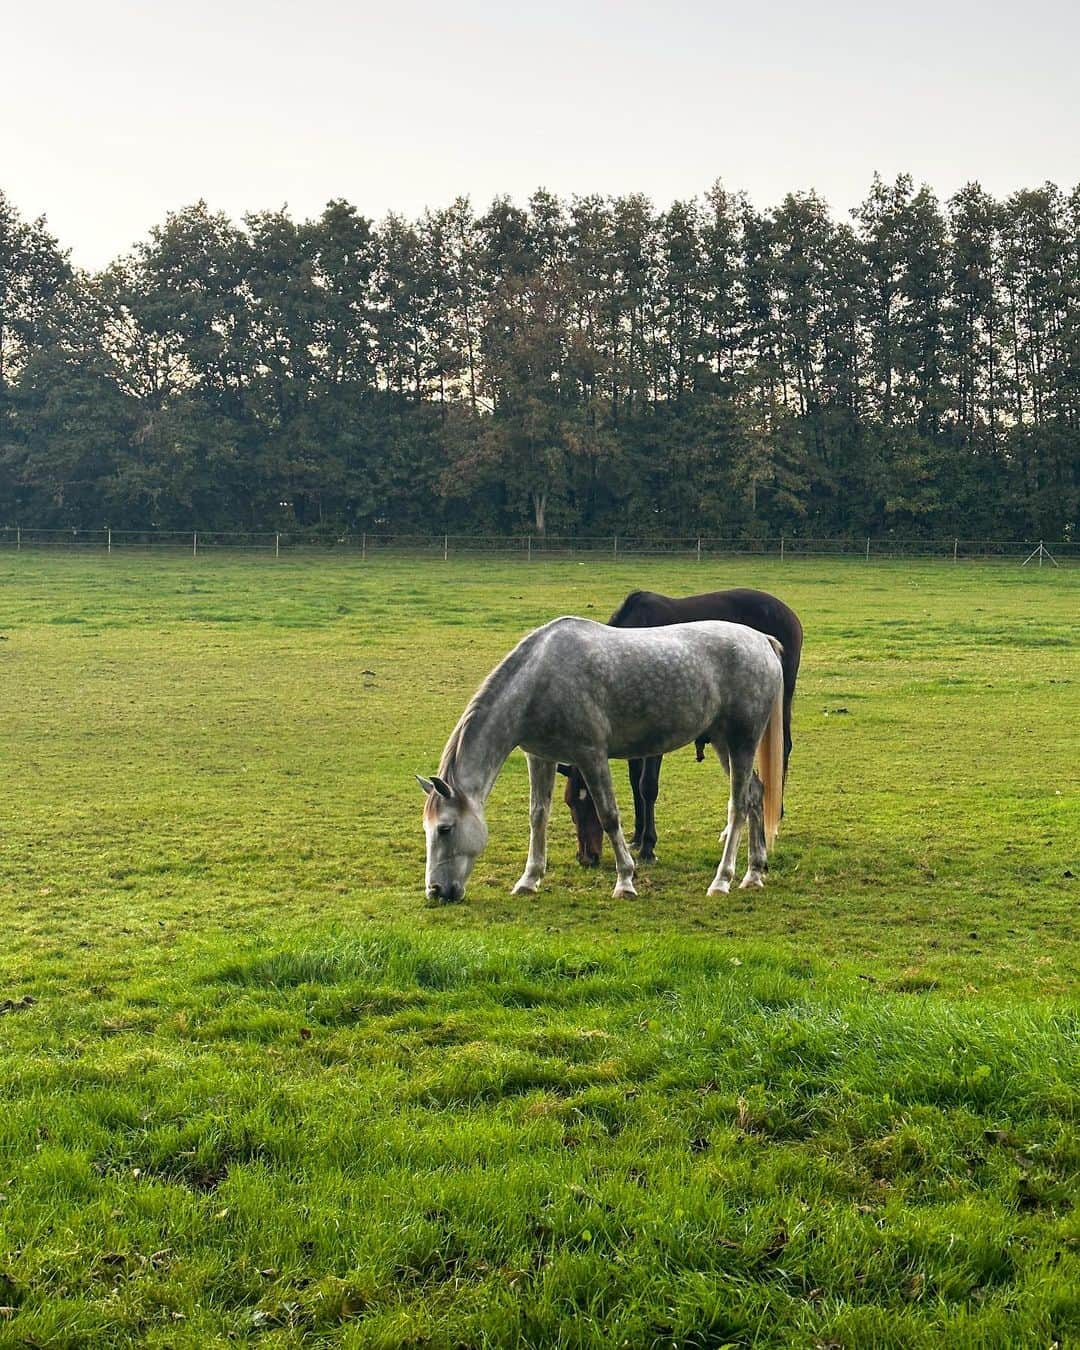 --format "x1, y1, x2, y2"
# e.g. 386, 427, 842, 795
1, 177, 1077, 537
